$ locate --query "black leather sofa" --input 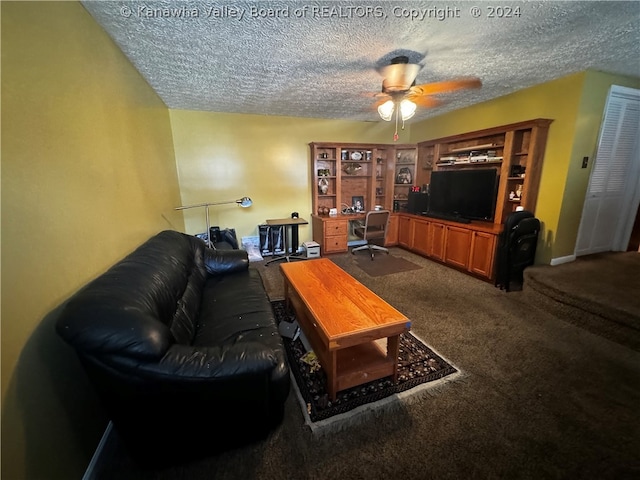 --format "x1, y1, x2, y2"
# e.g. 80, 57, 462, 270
56, 230, 290, 462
